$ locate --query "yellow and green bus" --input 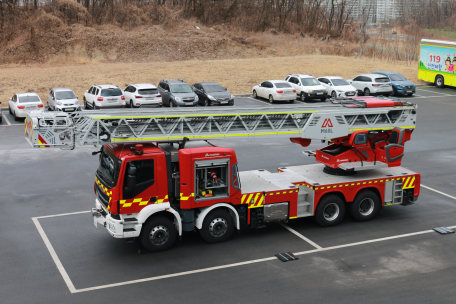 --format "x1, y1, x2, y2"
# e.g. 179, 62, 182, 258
418, 39, 456, 88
